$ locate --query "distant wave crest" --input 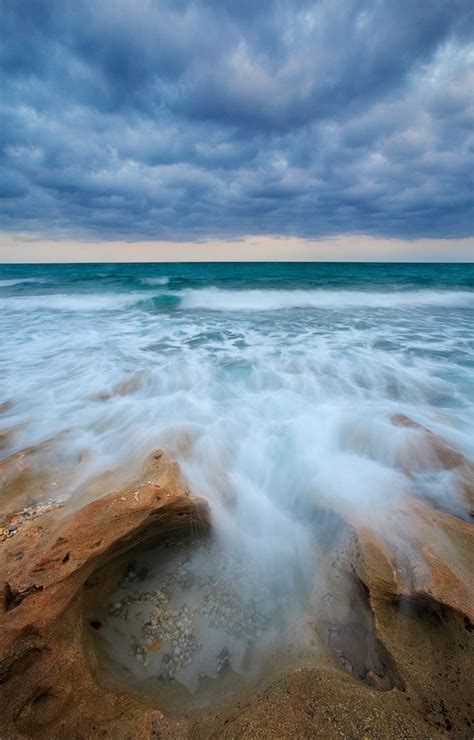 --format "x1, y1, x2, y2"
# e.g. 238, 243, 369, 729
141, 277, 169, 286
179, 288, 474, 311
0, 292, 149, 312
0, 277, 47, 287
